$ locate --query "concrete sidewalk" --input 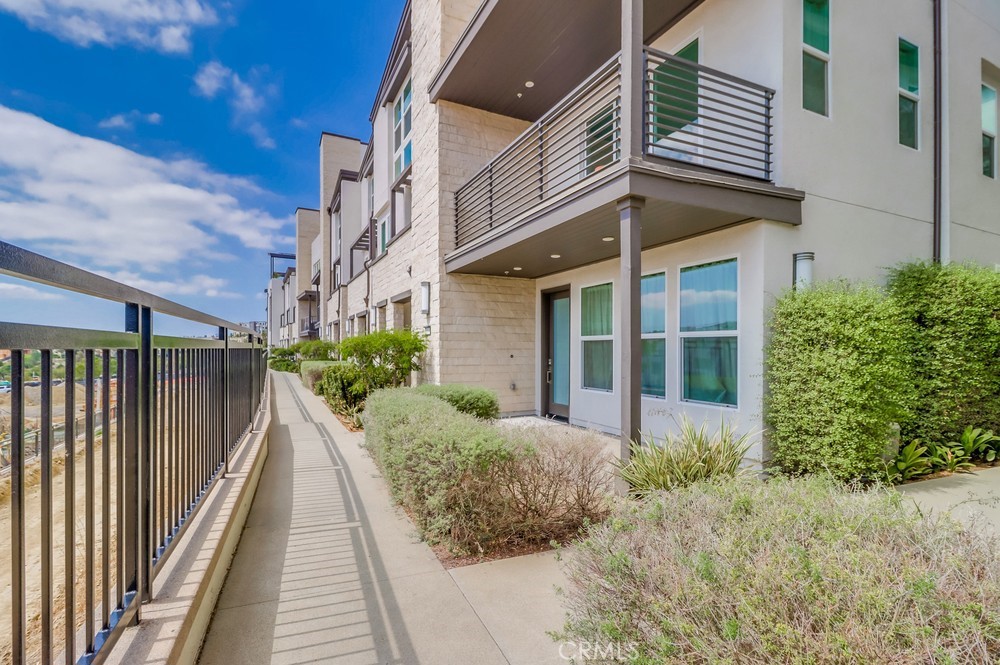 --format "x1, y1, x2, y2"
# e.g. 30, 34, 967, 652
198, 373, 569, 665
897, 466, 1000, 533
